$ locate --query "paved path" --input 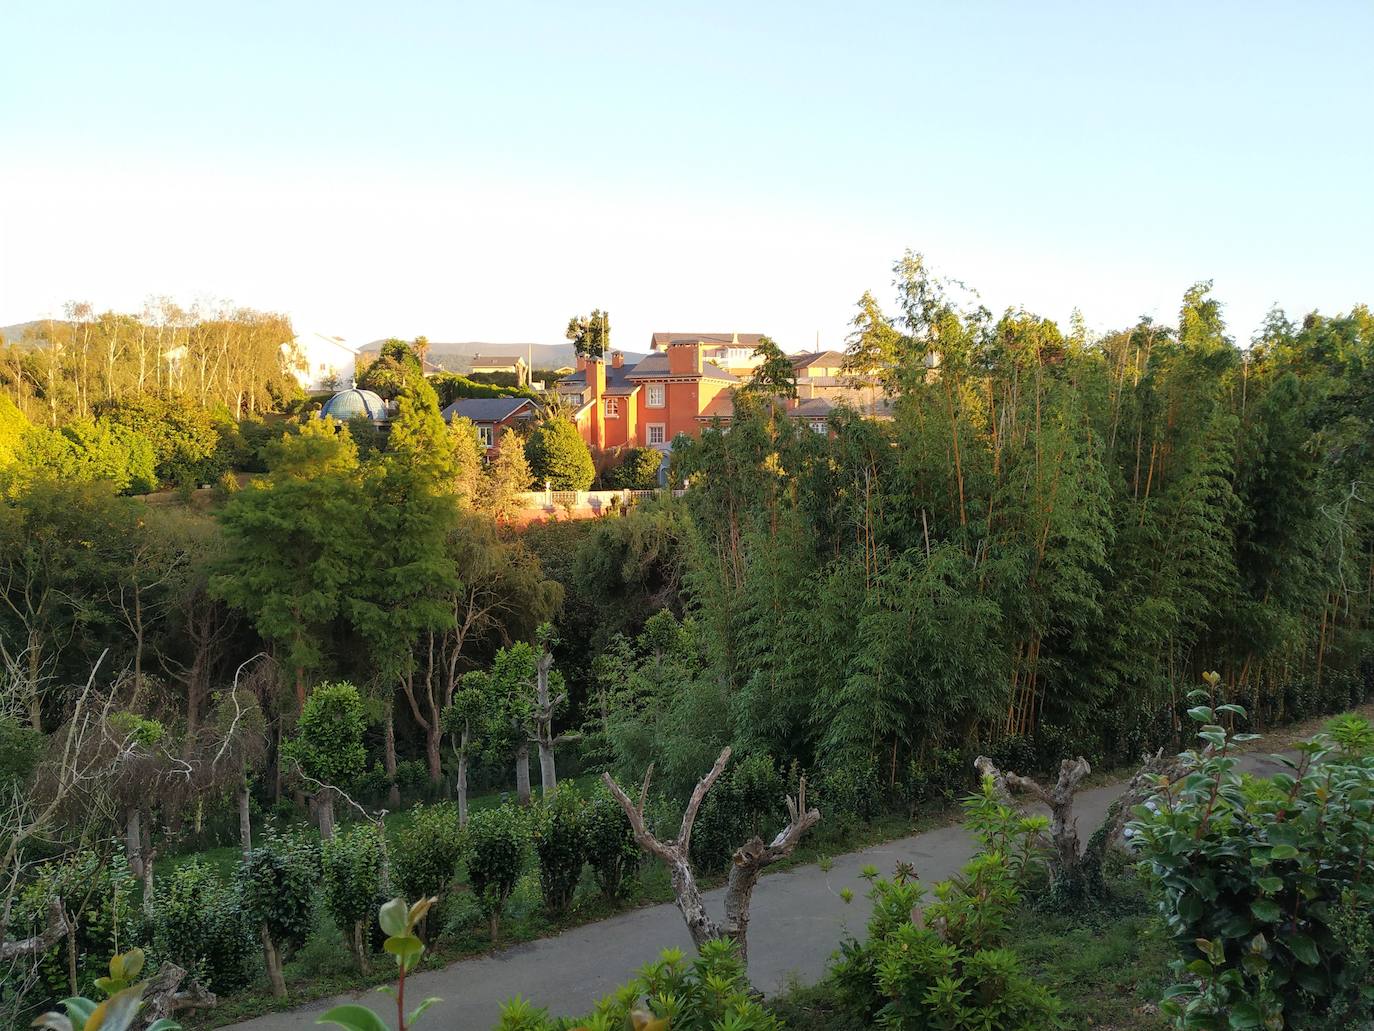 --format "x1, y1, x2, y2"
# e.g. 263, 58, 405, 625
224, 751, 1291, 1031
